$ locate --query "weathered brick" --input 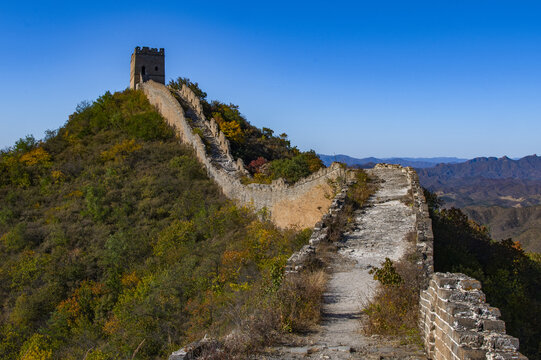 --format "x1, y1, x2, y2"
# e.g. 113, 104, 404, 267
451, 330, 484, 348
458, 278, 482, 291
481, 319, 506, 333
457, 345, 486, 360
483, 334, 520, 352
433, 273, 460, 288
485, 351, 528, 360
454, 316, 479, 330
445, 302, 474, 317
